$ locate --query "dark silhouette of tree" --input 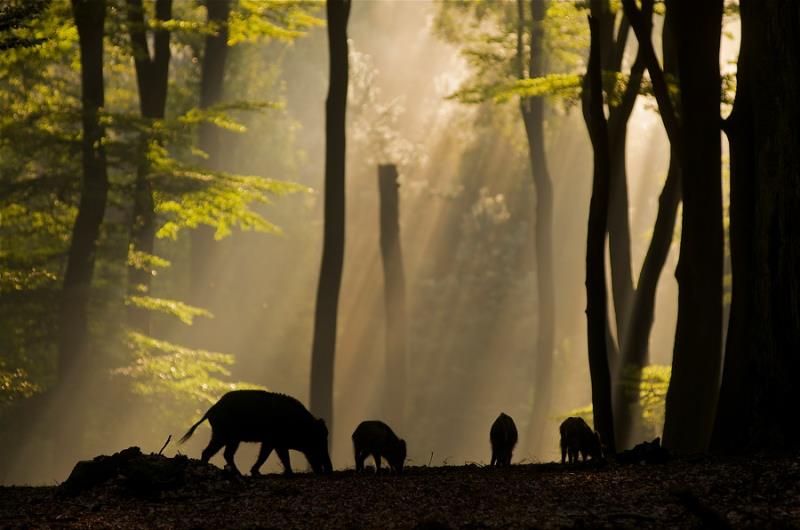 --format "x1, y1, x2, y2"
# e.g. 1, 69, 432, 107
582, 0, 615, 455
125, 0, 172, 334
190, 0, 232, 304
58, 0, 108, 393
378, 164, 407, 429
613, 4, 682, 448
50, 0, 109, 461
310, 0, 351, 432
516, 0, 555, 455
622, 0, 723, 454
597, 1, 636, 363
712, 0, 800, 453
660, 0, 724, 454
